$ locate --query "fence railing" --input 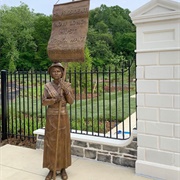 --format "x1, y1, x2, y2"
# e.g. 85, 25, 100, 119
1, 64, 136, 141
